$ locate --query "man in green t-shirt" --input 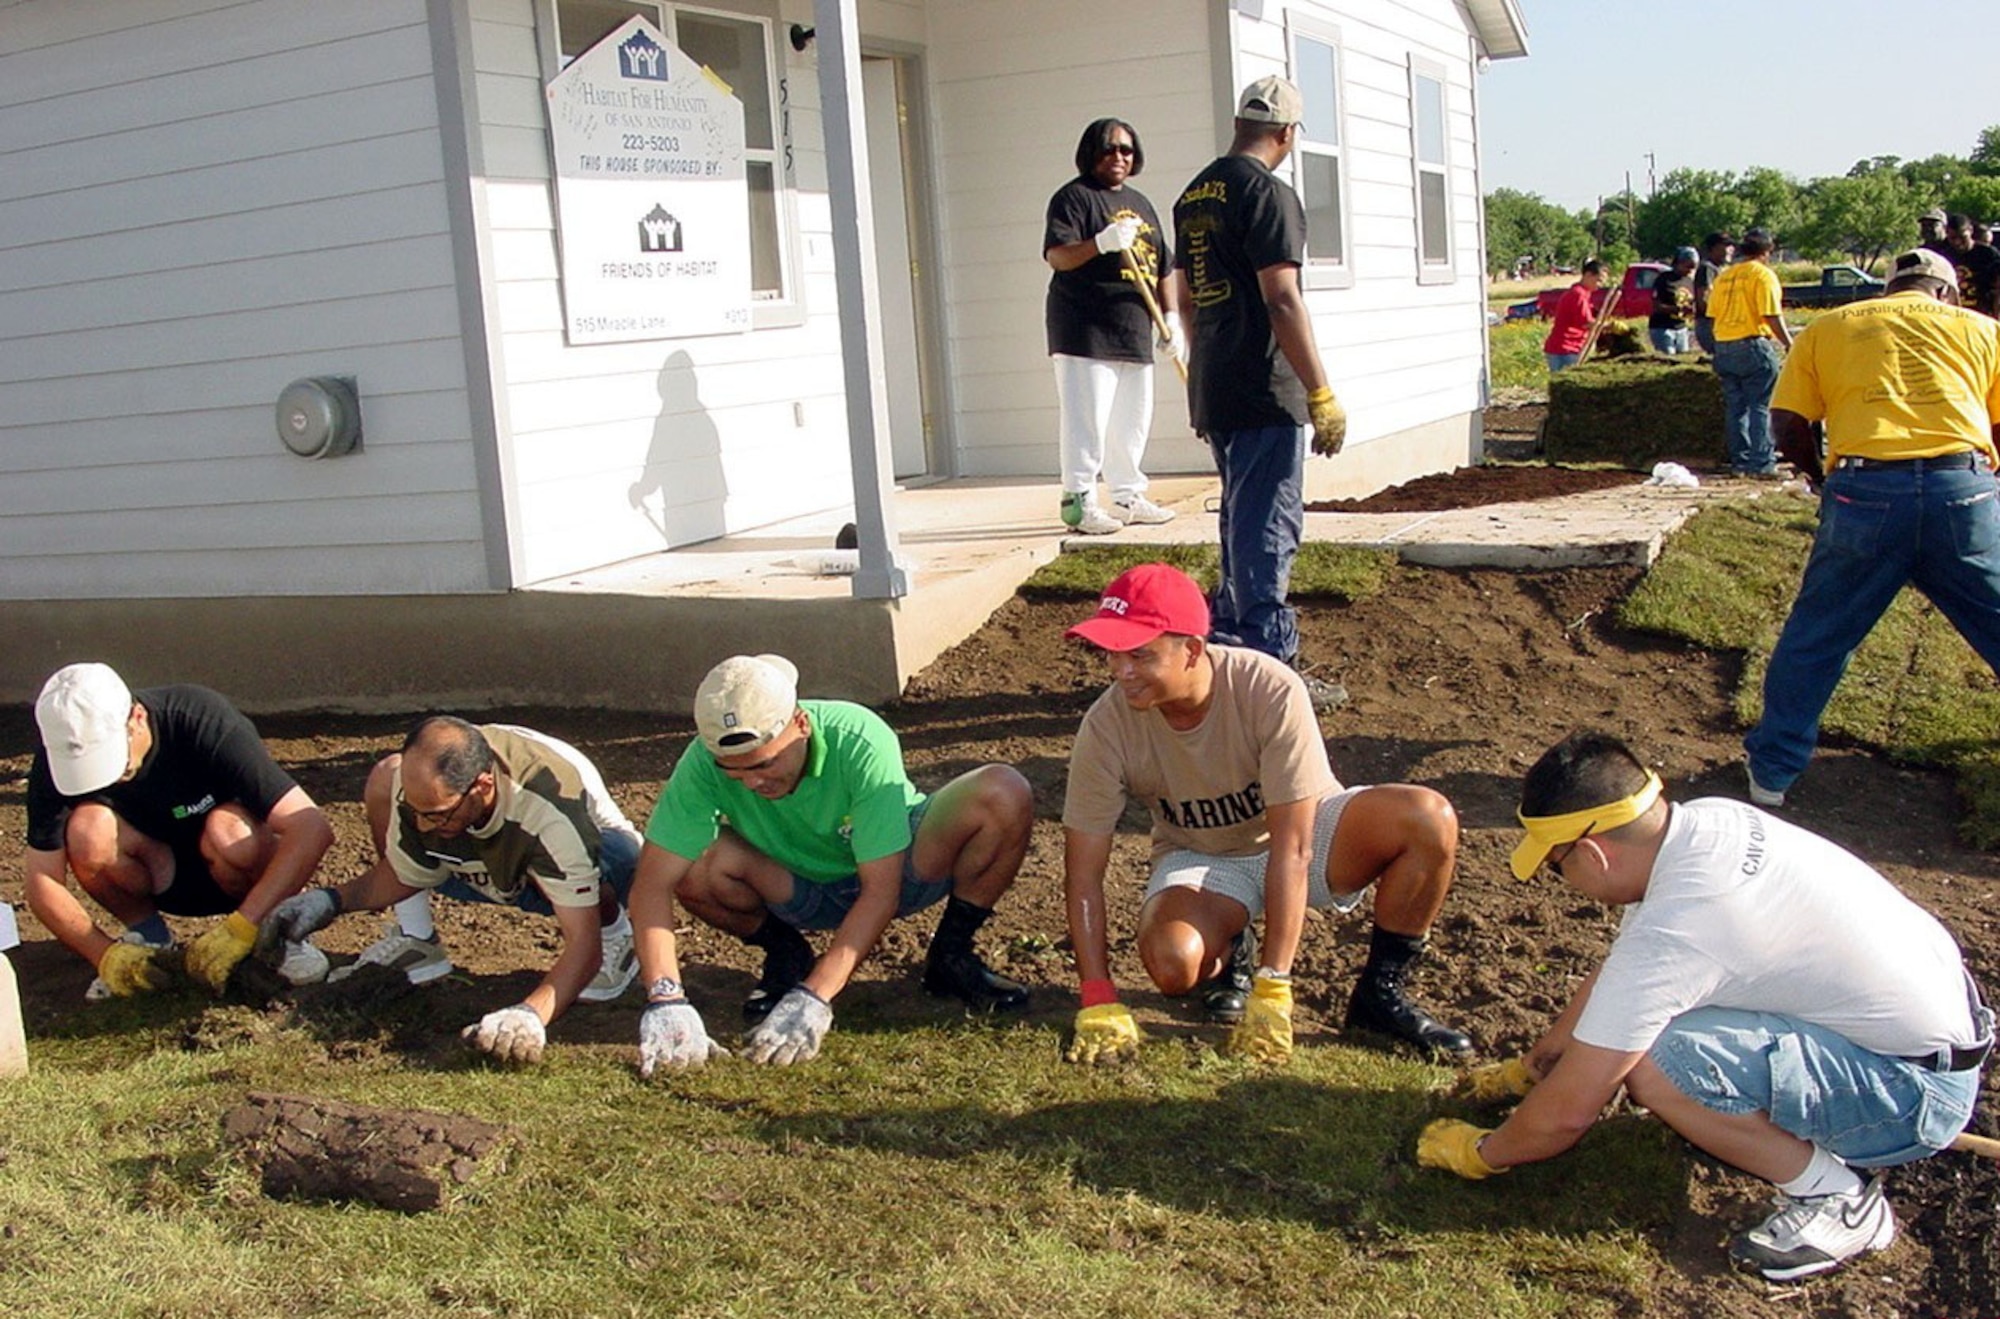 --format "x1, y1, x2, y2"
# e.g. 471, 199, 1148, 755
629, 654, 1033, 1072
